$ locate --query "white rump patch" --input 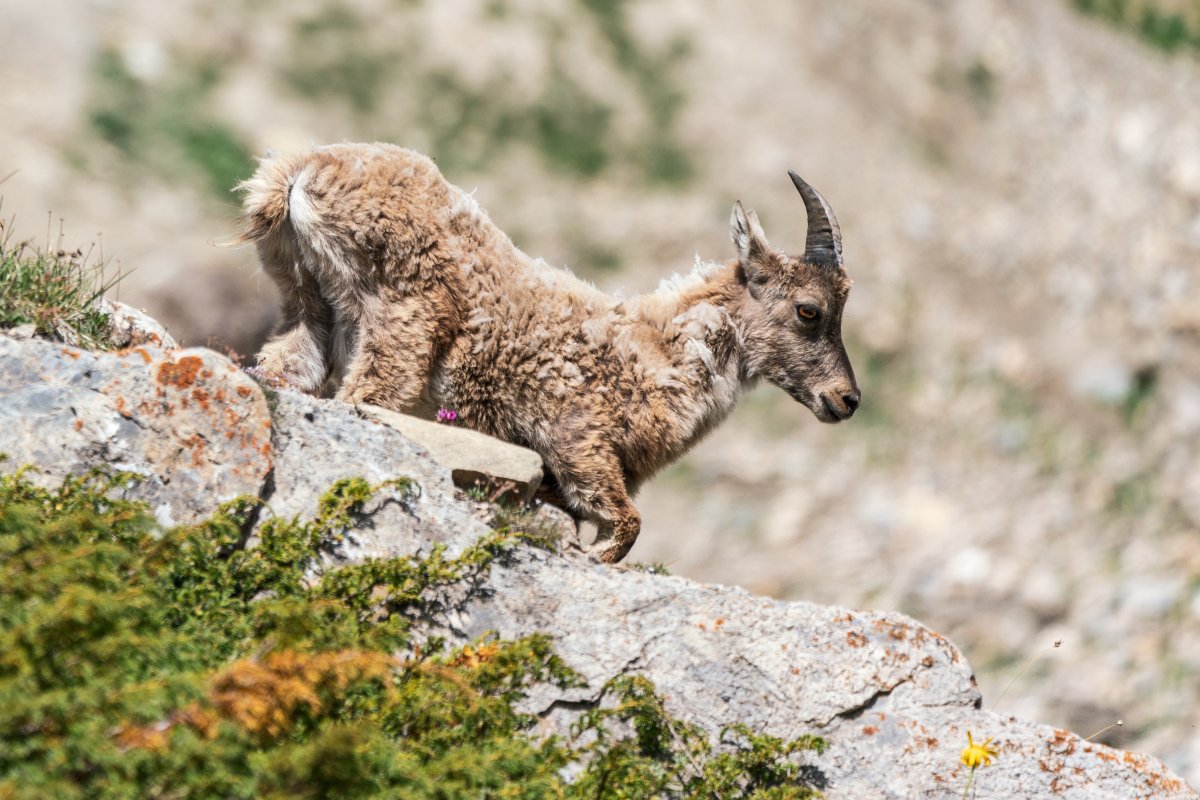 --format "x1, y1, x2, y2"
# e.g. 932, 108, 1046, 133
287, 164, 318, 235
